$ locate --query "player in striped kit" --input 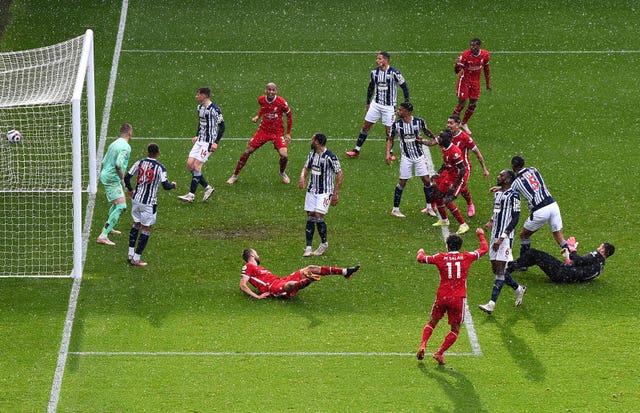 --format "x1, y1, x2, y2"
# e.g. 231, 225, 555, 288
479, 170, 526, 314
504, 155, 569, 259
298, 133, 343, 257
386, 102, 437, 218
124, 143, 177, 266
346, 52, 409, 158
178, 87, 225, 203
